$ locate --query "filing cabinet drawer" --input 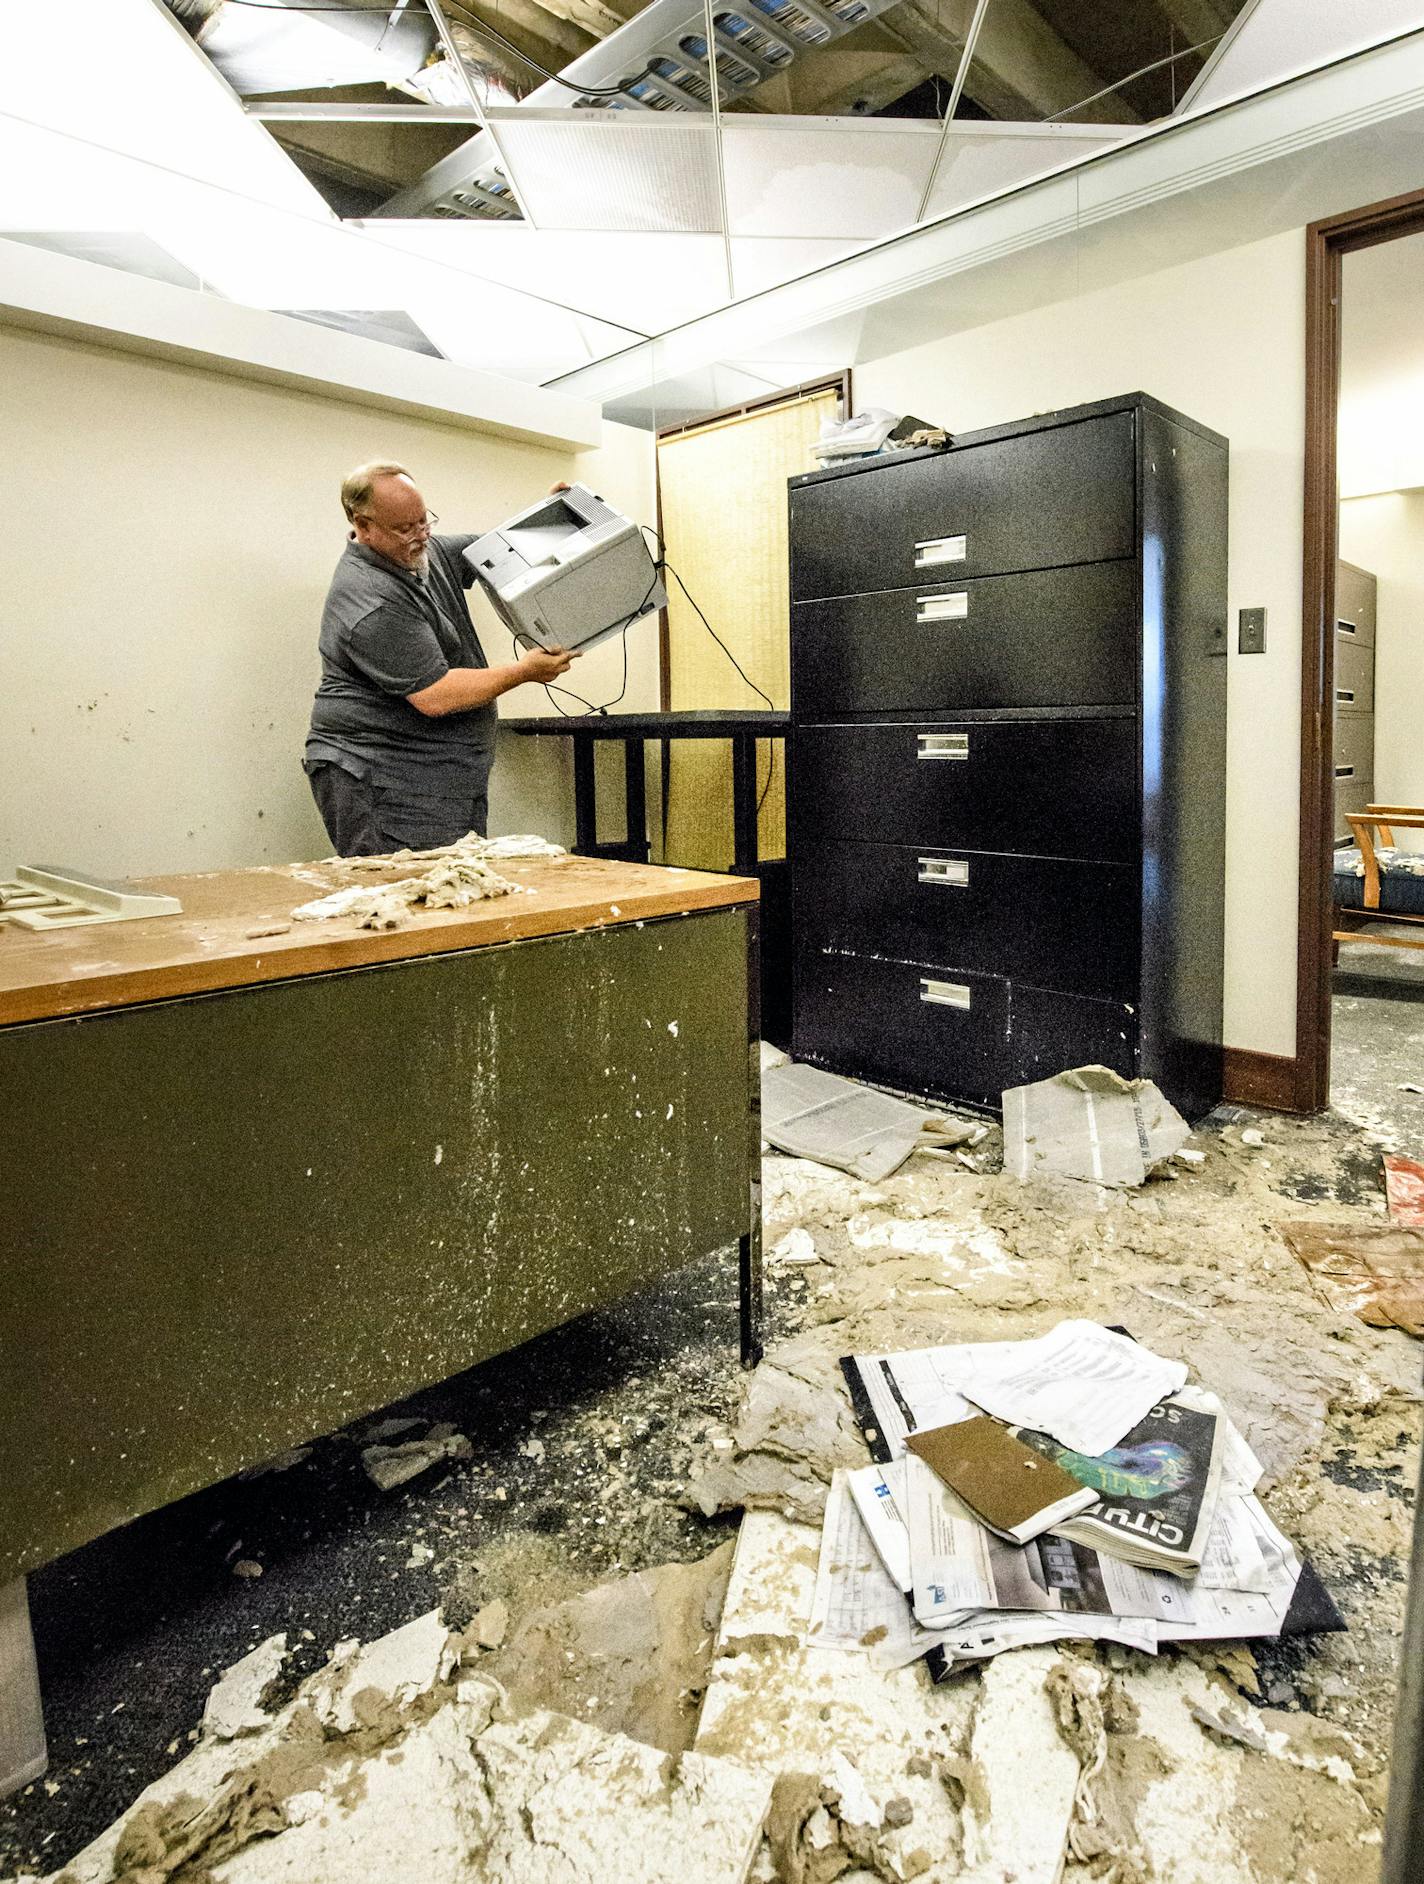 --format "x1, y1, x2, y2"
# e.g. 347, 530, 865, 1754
1334, 635, 1374, 715
1334, 779, 1375, 846
794, 950, 1010, 1107
794, 840, 1139, 999
1336, 564, 1376, 646
1005, 986, 1138, 1087
792, 719, 1139, 863
1333, 716, 1375, 787
789, 412, 1136, 602
792, 561, 1139, 718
